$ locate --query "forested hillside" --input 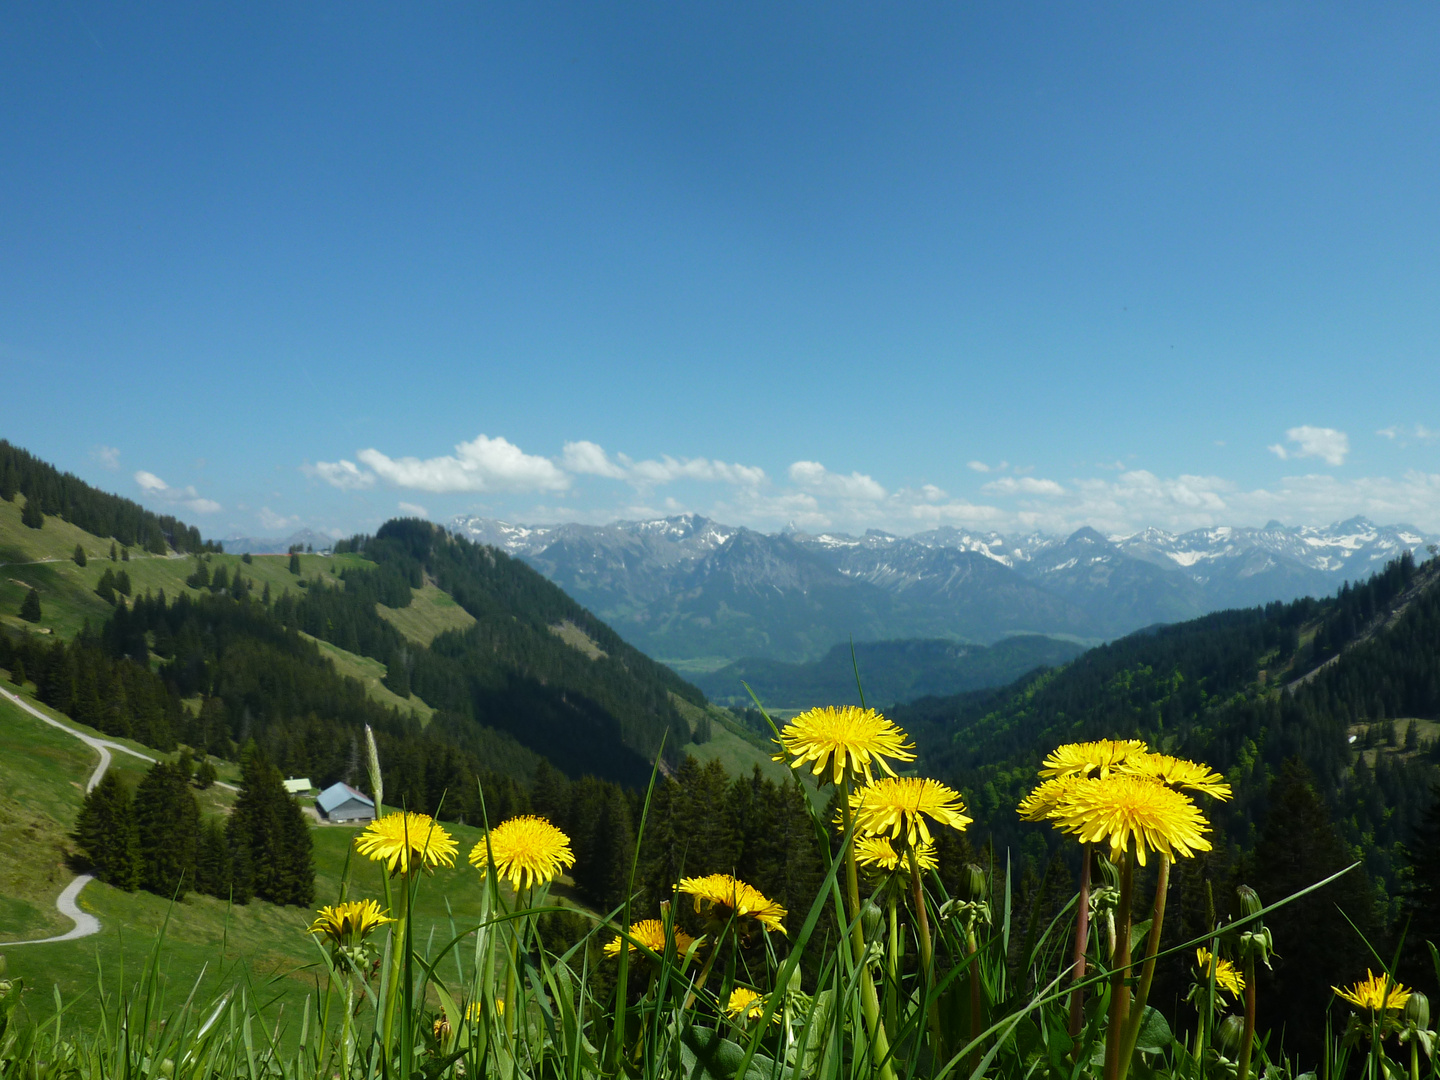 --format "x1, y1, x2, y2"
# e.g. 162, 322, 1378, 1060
0, 440, 219, 555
